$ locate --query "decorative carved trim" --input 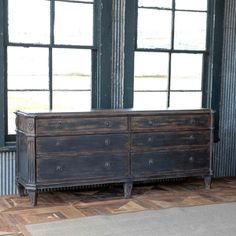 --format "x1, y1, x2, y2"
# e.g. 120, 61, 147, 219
27, 121, 34, 131
18, 116, 35, 134
27, 137, 36, 184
